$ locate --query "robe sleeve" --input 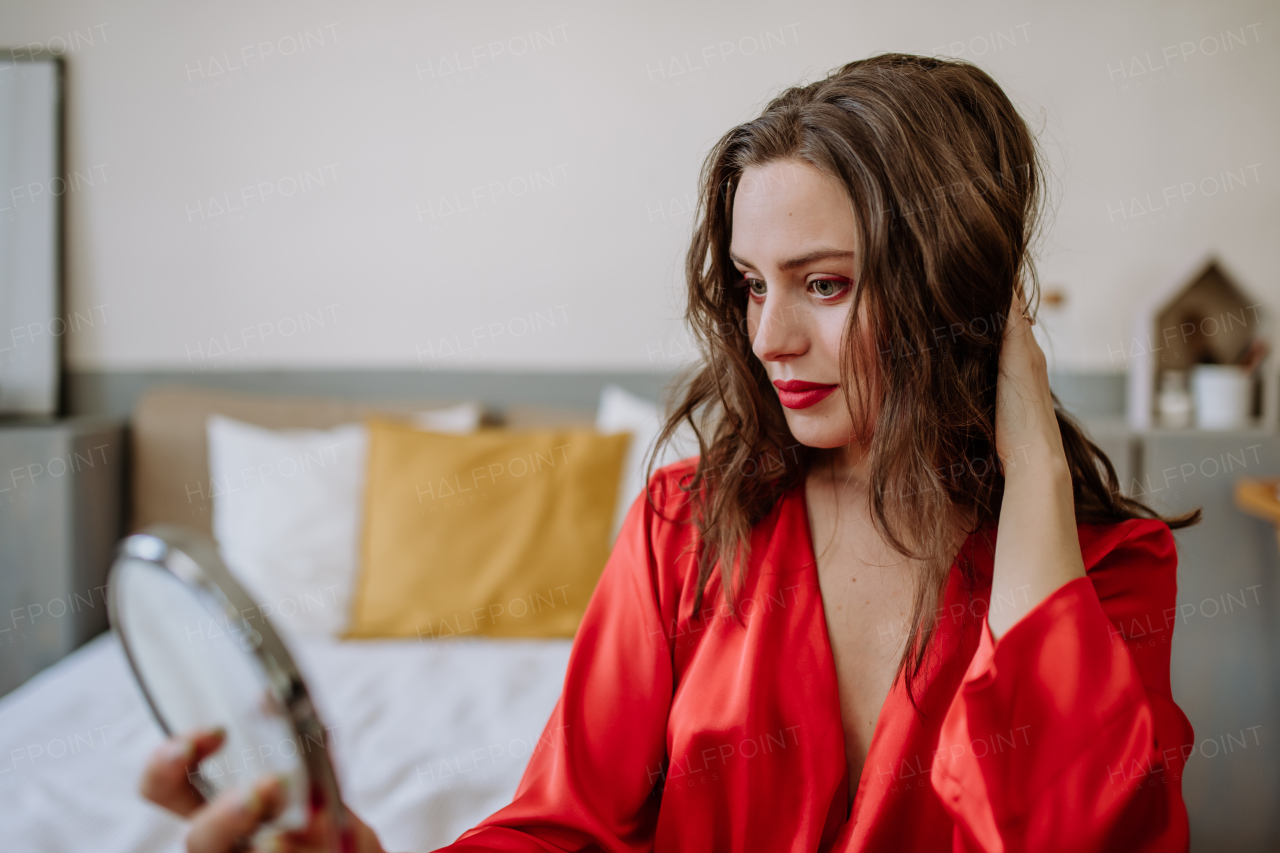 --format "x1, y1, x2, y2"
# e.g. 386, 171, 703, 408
931, 519, 1195, 853
431, 476, 677, 852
